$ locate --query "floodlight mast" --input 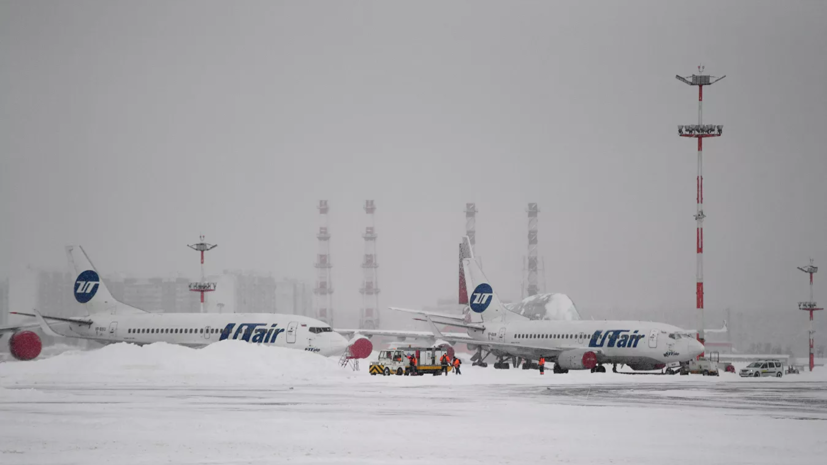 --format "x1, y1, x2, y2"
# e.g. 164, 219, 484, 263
187, 235, 218, 313
676, 66, 725, 354
797, 259, 822, 372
